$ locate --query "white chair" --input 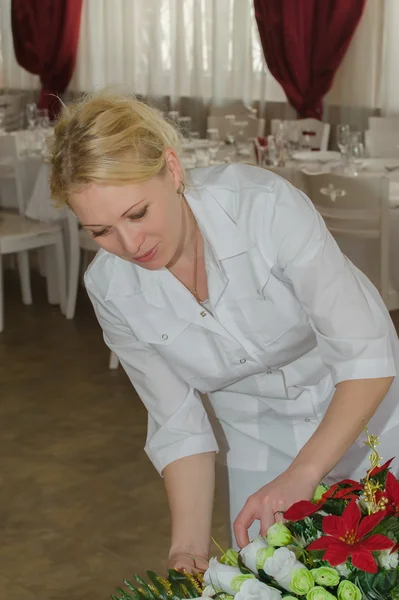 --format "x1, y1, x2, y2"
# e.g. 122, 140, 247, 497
369, 117, 399, 133
365, 130, 399, 158
271, 118, 330, 151
207, 115, 265, 141
208, 101, 265, 140
0, 135, 66, 331
264, 165, 308, 195
302, 172, 390, 306
0, 94, 24, 131
66, 210, 119, 369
